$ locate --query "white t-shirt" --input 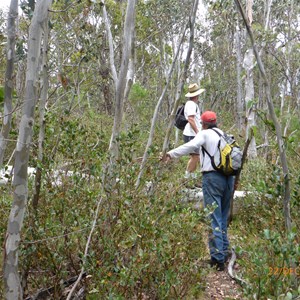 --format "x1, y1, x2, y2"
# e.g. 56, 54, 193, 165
183, 100, 202, 136
168, 128, 223, 172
